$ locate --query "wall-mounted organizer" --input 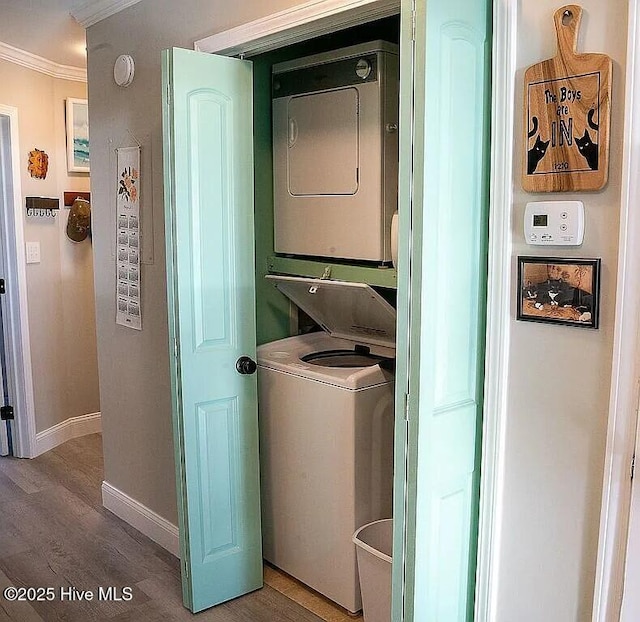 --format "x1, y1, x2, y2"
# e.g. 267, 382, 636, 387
25, 196, 59, 218
64, 191, 91, 207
